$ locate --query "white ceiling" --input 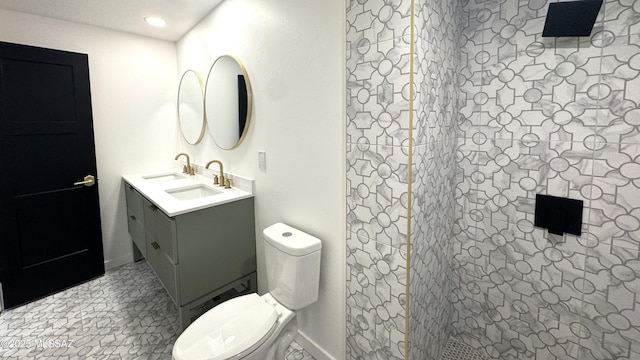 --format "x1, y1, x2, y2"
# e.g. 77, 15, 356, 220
0, 0, 224, 41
